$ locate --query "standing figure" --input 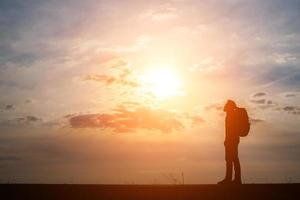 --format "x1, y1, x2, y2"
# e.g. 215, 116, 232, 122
218, 100, 242, 184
